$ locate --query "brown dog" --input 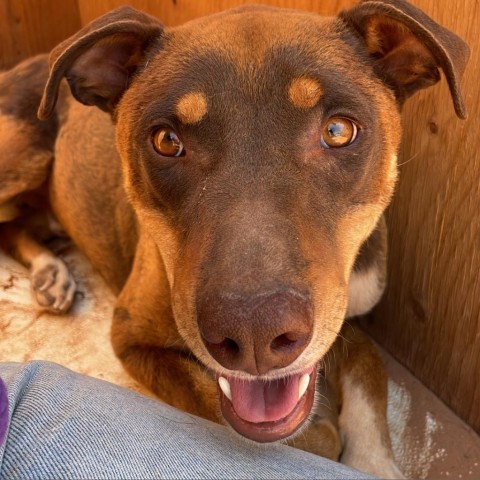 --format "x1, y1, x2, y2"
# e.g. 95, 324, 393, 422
0, 0, 469, 477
